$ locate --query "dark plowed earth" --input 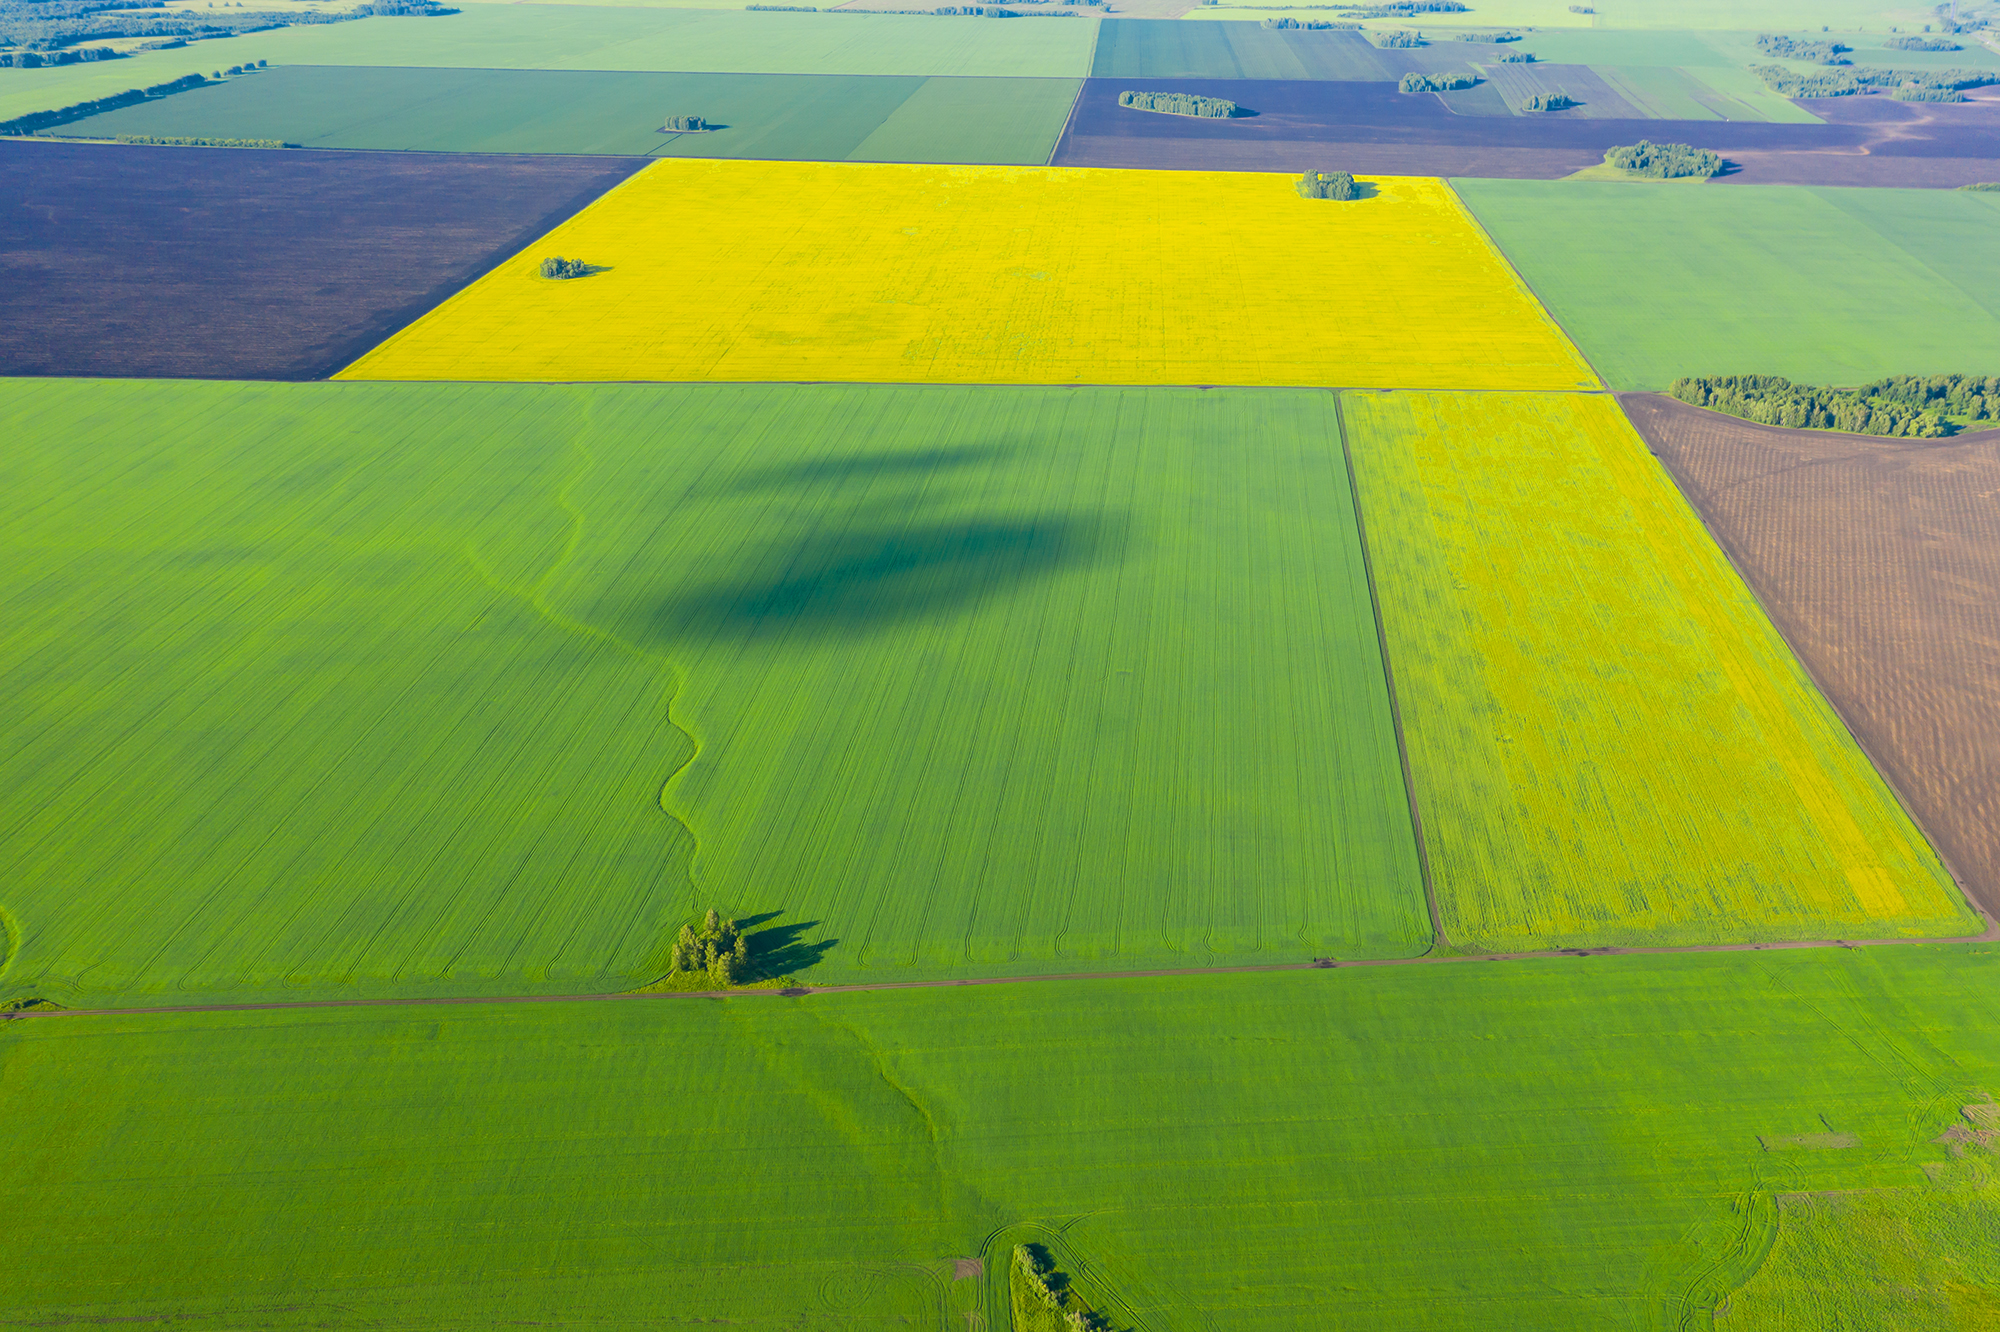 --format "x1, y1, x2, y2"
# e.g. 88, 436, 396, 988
0, 141, 642, 379
1050, 78, 2000, 184
1622, 393, 2000, 915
